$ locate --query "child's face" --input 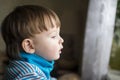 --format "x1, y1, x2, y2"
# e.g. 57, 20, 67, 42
32, 27, 64, 61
